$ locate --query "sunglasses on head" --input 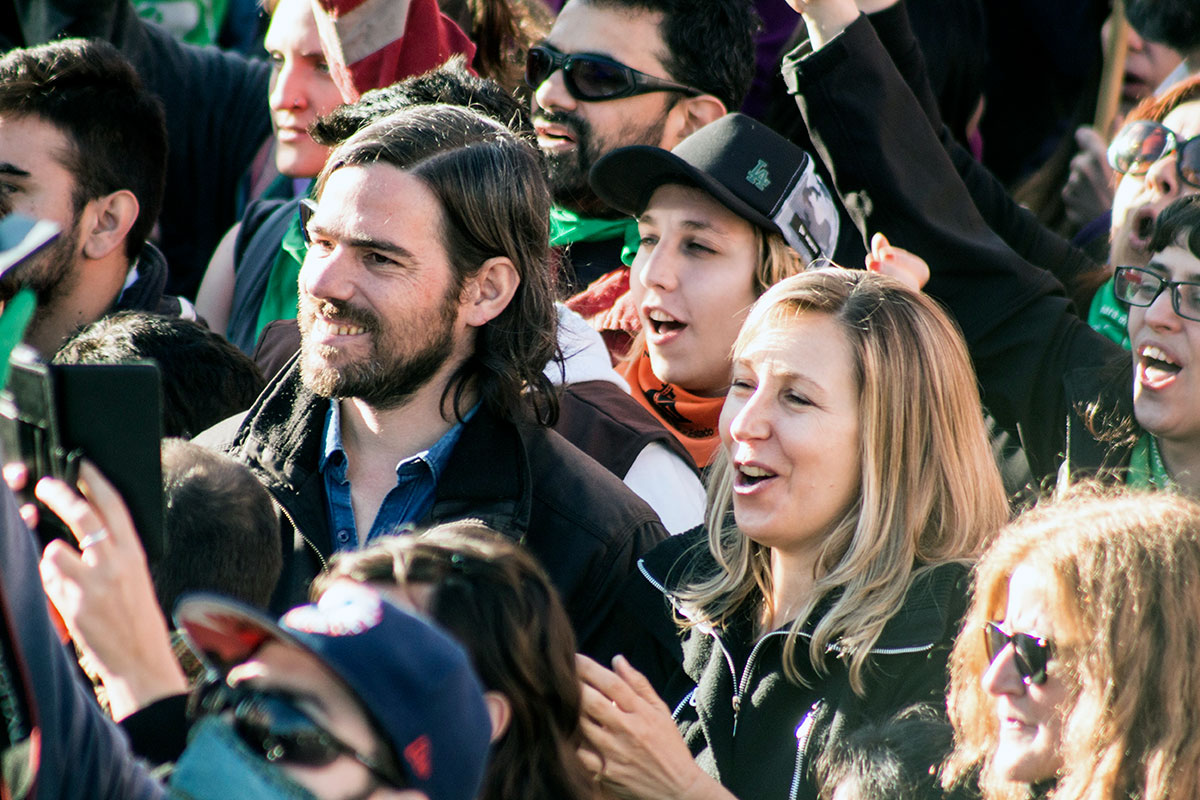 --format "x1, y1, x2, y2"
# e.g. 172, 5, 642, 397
524, 44, 701, 102
1108, 119, 1200, 188
191, 679, 407, 789
1113, 265, 1200, 322
983, 621, 1053, 686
